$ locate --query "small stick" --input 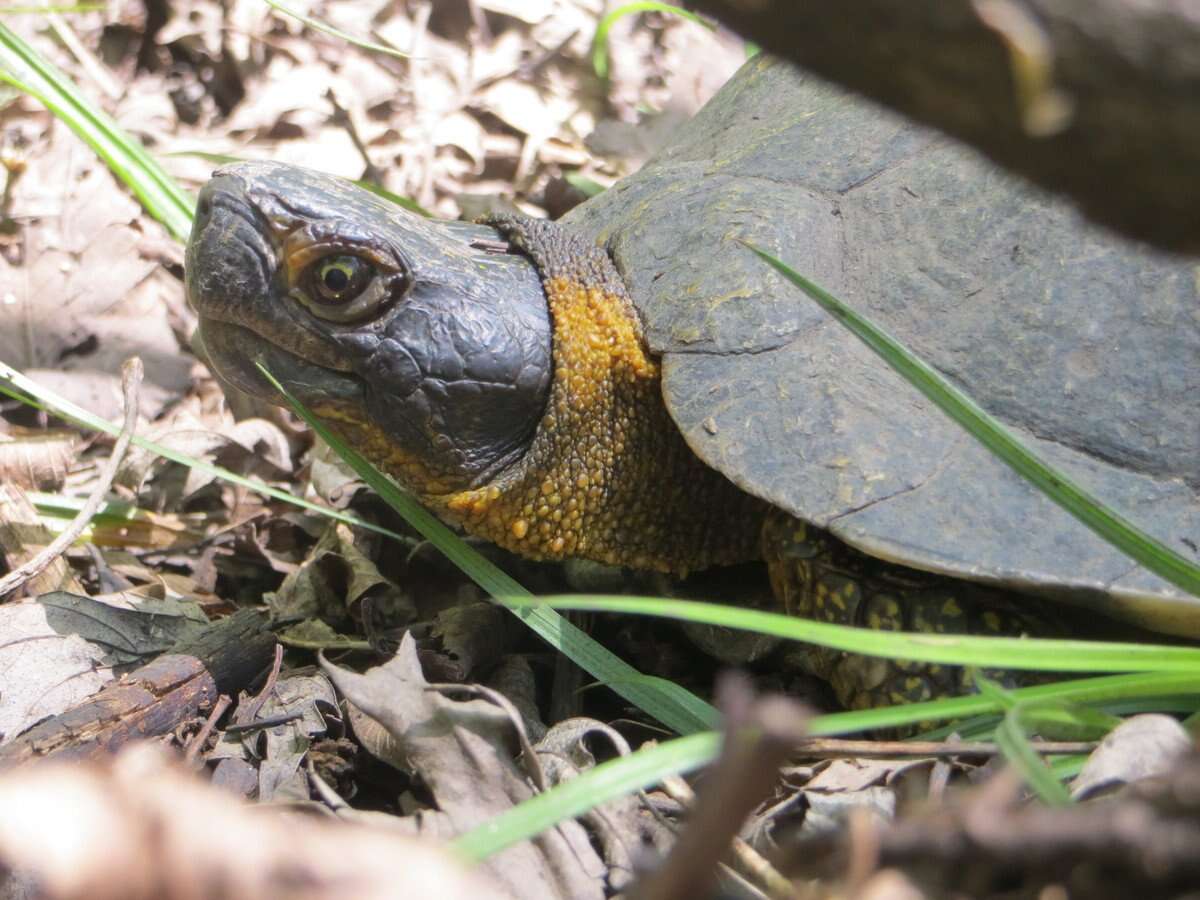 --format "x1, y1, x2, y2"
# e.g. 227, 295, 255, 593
661, 774, 795, 900
184, 694, 232, 767
629, 673, 810, 900
306, 757, 351, 813
236, 642, 285, 726
223, 712, 304, 734
792, 737, 1095, 759
47, 12, 121, 100
325, 90, 384, 185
